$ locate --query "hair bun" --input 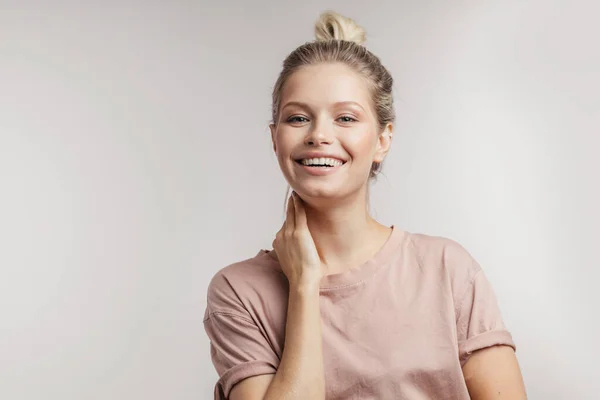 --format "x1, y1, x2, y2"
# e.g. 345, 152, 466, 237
314, 11, 366, 45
